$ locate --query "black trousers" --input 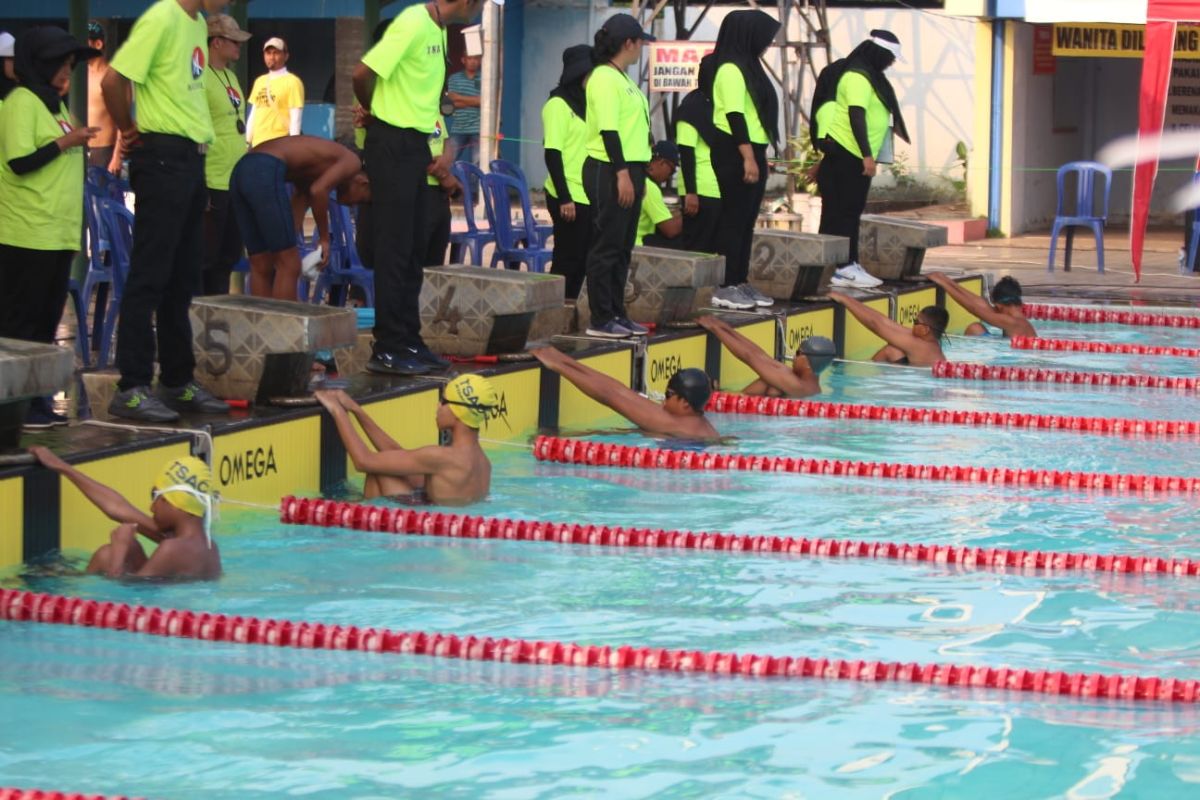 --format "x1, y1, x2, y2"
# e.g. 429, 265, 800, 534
546, 194, 591, 300
116, 134, 206, 390
583, 158, 645, 326
0, 245, 73, 344
710, 138, 767, 286
681, 195, 722, 253
201, 187, 243, 296
817, 138, 873, 265
418, 184, 451, 267
365, 123, 431, 352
